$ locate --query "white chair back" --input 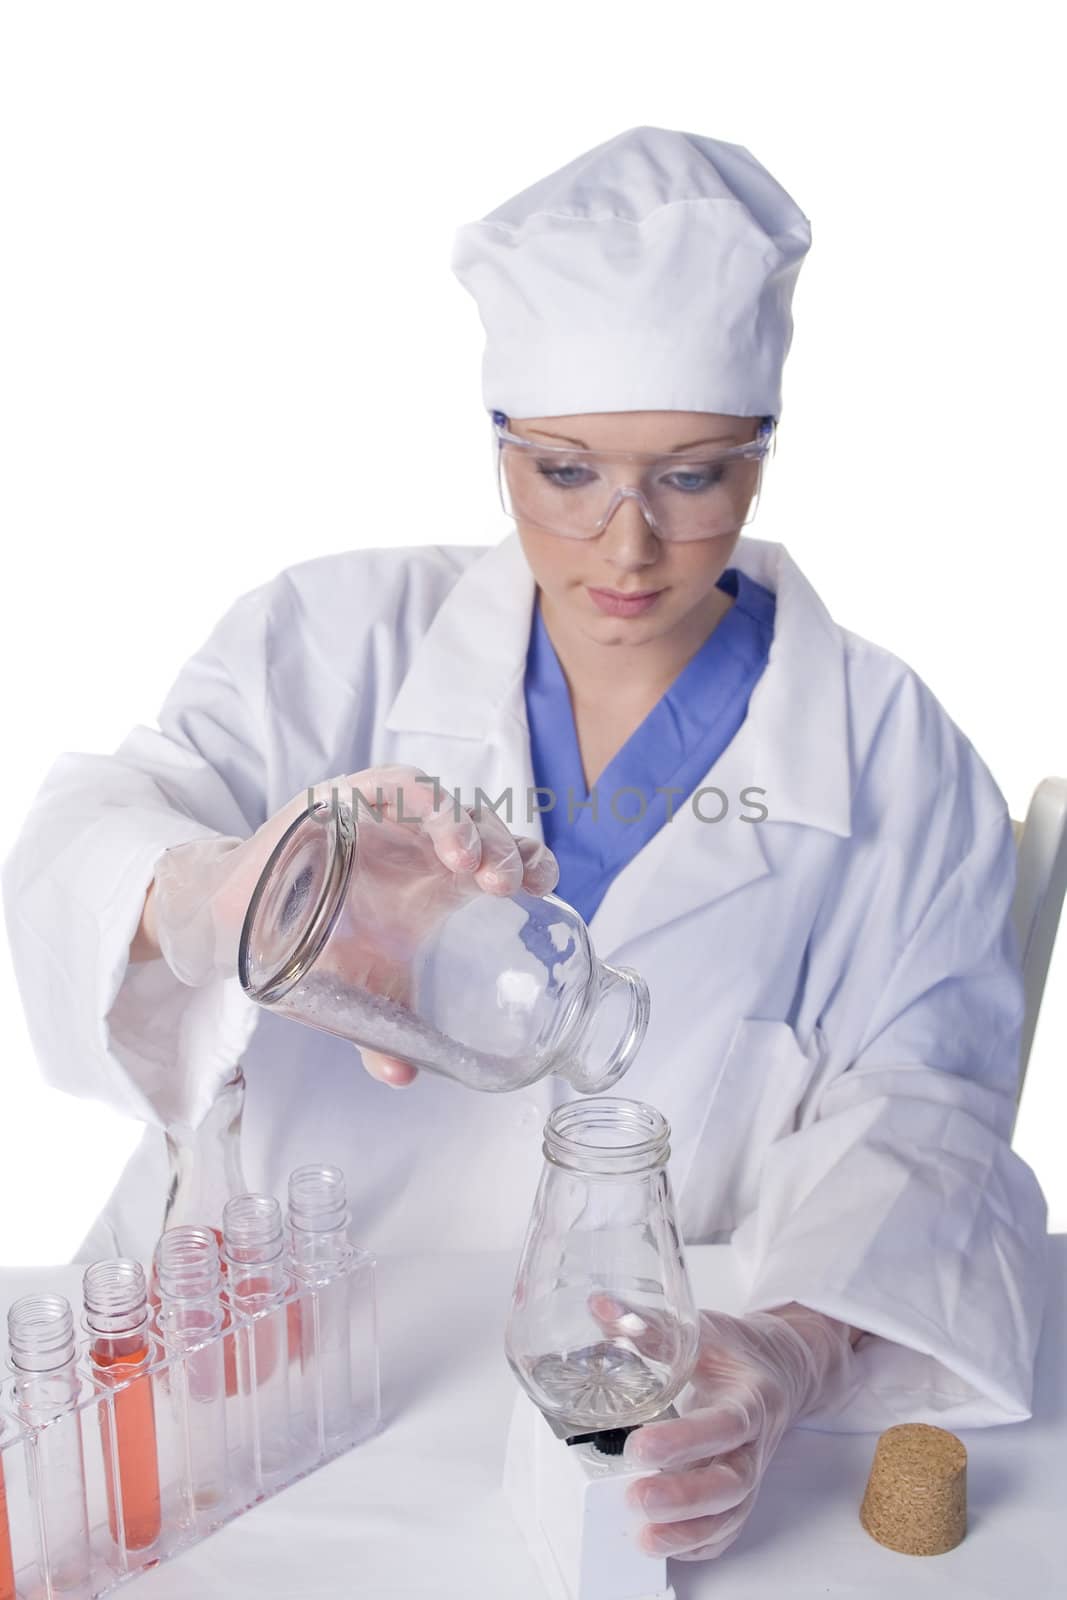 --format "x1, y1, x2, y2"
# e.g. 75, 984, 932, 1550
1011, 776, 1067, 1131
